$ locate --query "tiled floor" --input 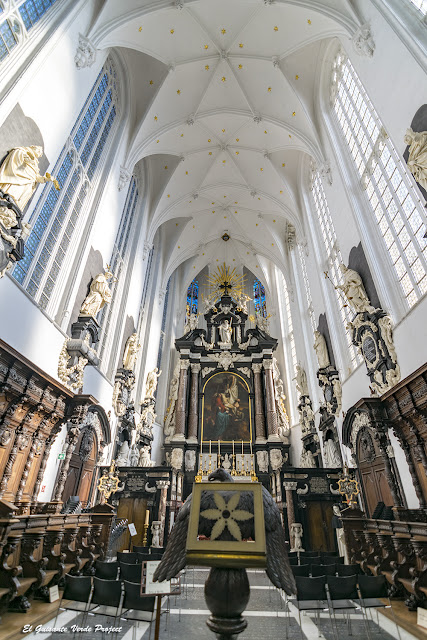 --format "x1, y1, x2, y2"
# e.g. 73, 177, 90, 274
25, 568, 414, 640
